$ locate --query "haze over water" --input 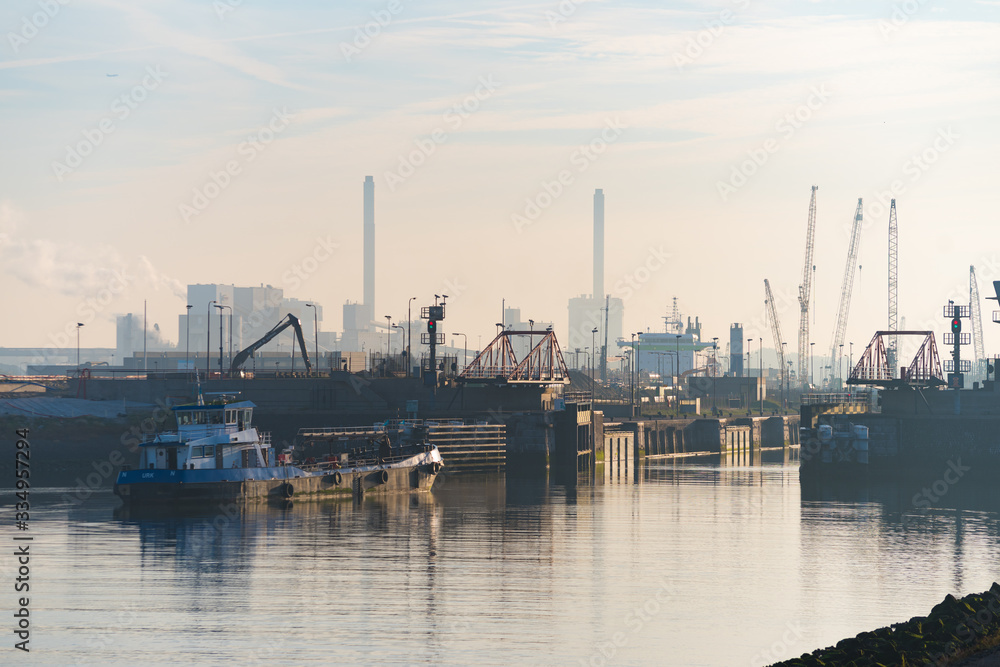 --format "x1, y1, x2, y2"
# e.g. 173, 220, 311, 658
9, 457, 1000, 666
